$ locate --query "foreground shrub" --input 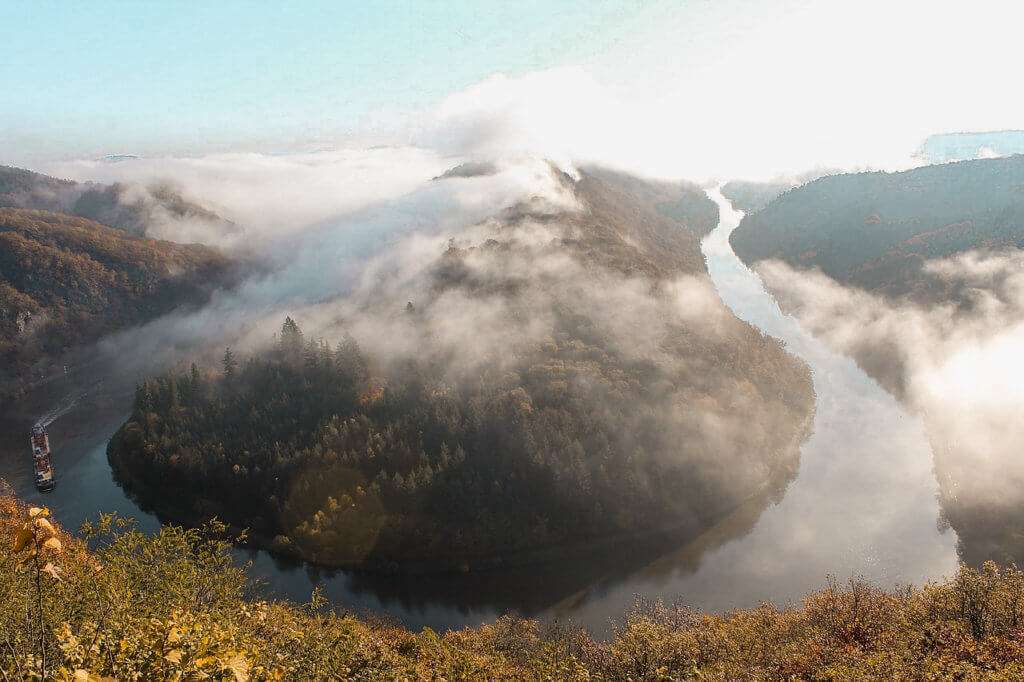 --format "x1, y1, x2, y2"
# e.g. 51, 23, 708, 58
3, 494, 1024, 680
